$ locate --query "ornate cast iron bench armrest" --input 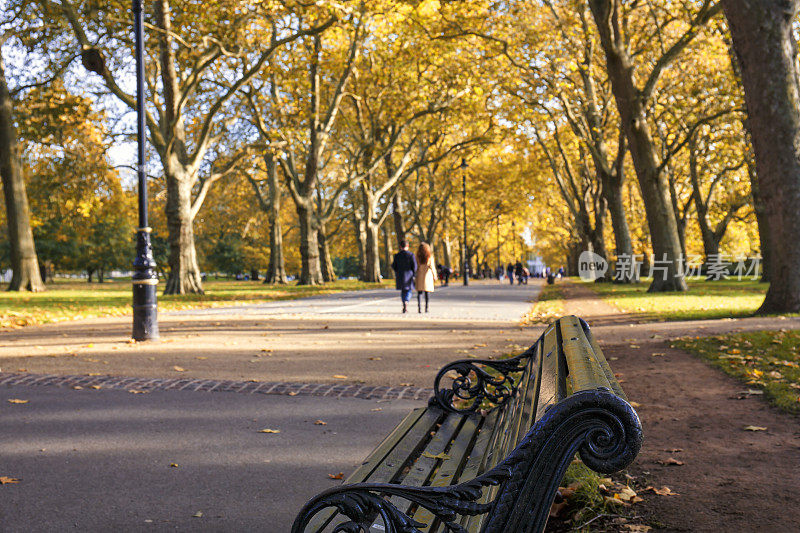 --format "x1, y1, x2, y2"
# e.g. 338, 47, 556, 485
429, 345, 538, 414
